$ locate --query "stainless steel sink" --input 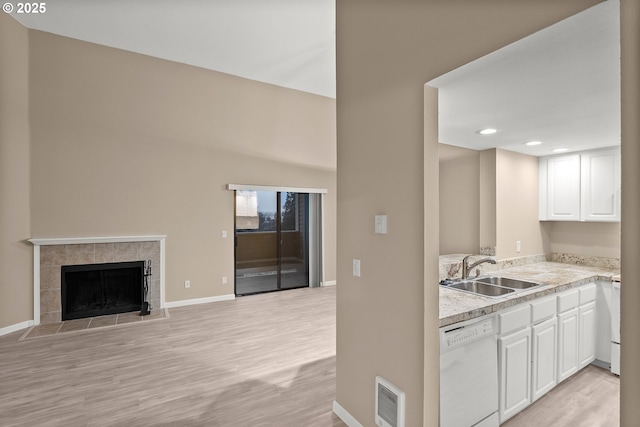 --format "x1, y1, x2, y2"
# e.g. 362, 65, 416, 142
475, 276, 542, 289
446, 280, 515, 298
441, 275, 544, 298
